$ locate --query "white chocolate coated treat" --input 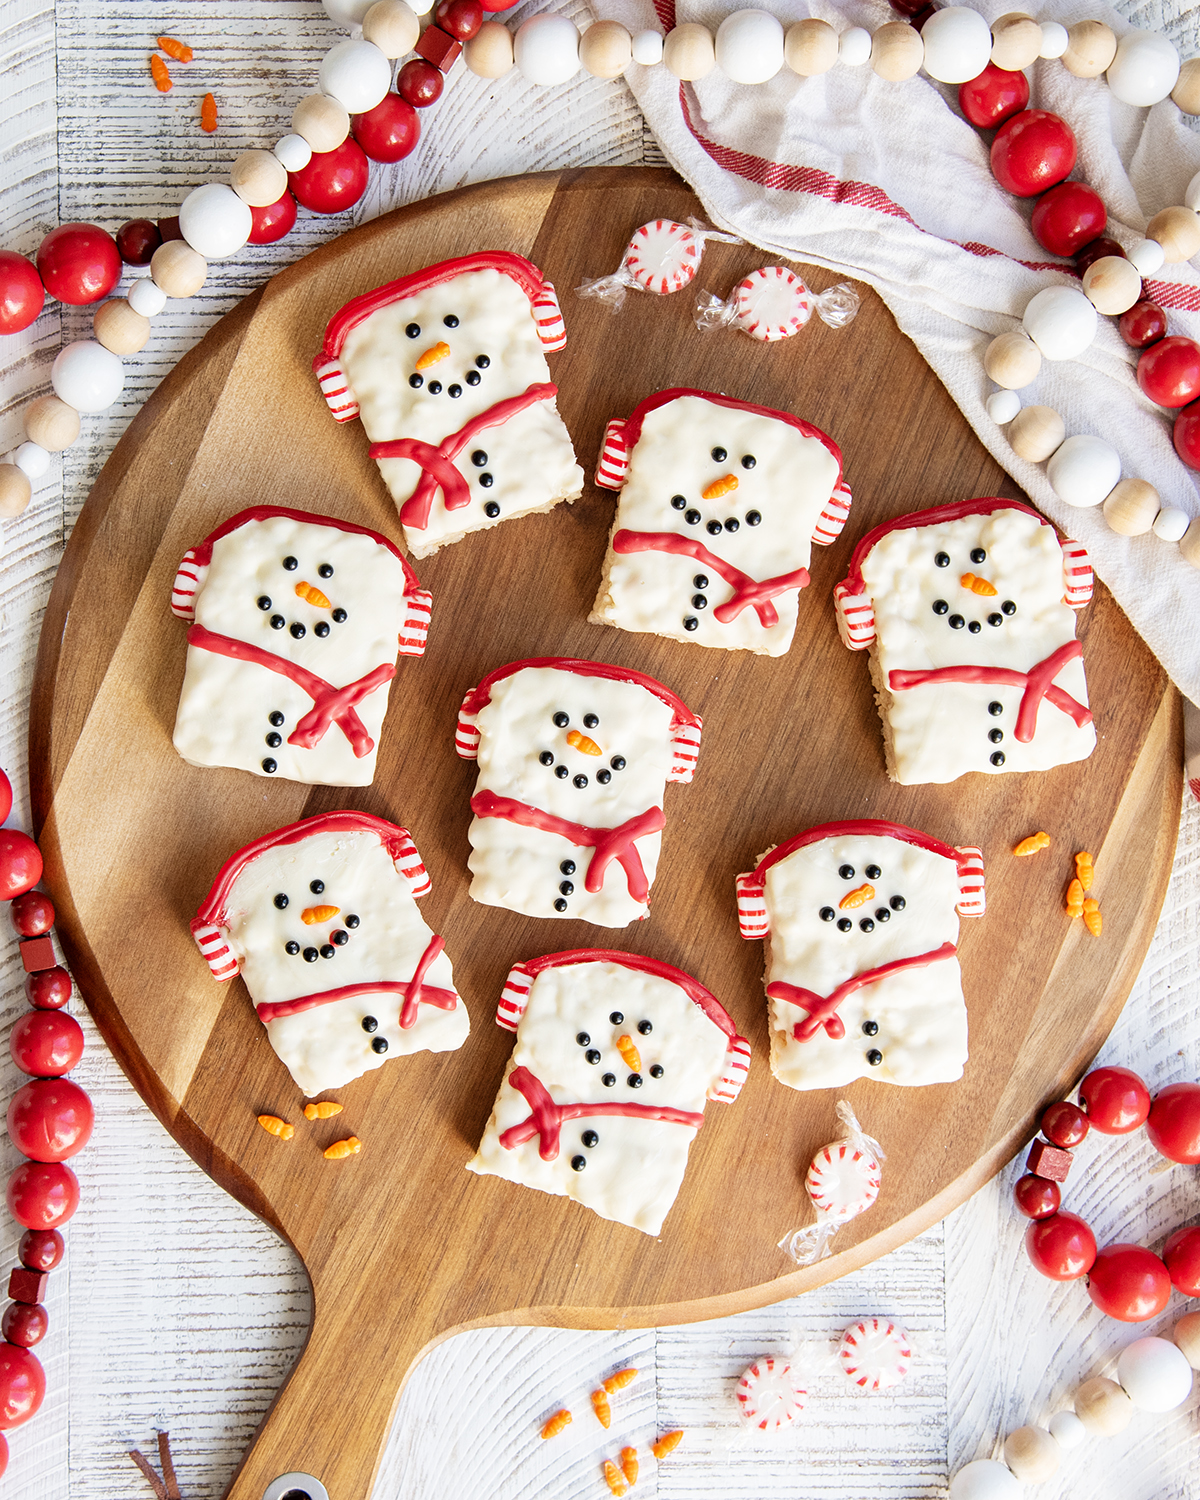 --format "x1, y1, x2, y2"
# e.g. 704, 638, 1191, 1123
736, 1358, 807, 1429
172, 508, 430, 786
838, 501, 1095, 784
468, 954, 748, 1235
732, 266, 814, 341
838, 1318, 912, 1390
192, 816, 467, 1096
591, 391, 848, 656
459, 660, 701, 928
